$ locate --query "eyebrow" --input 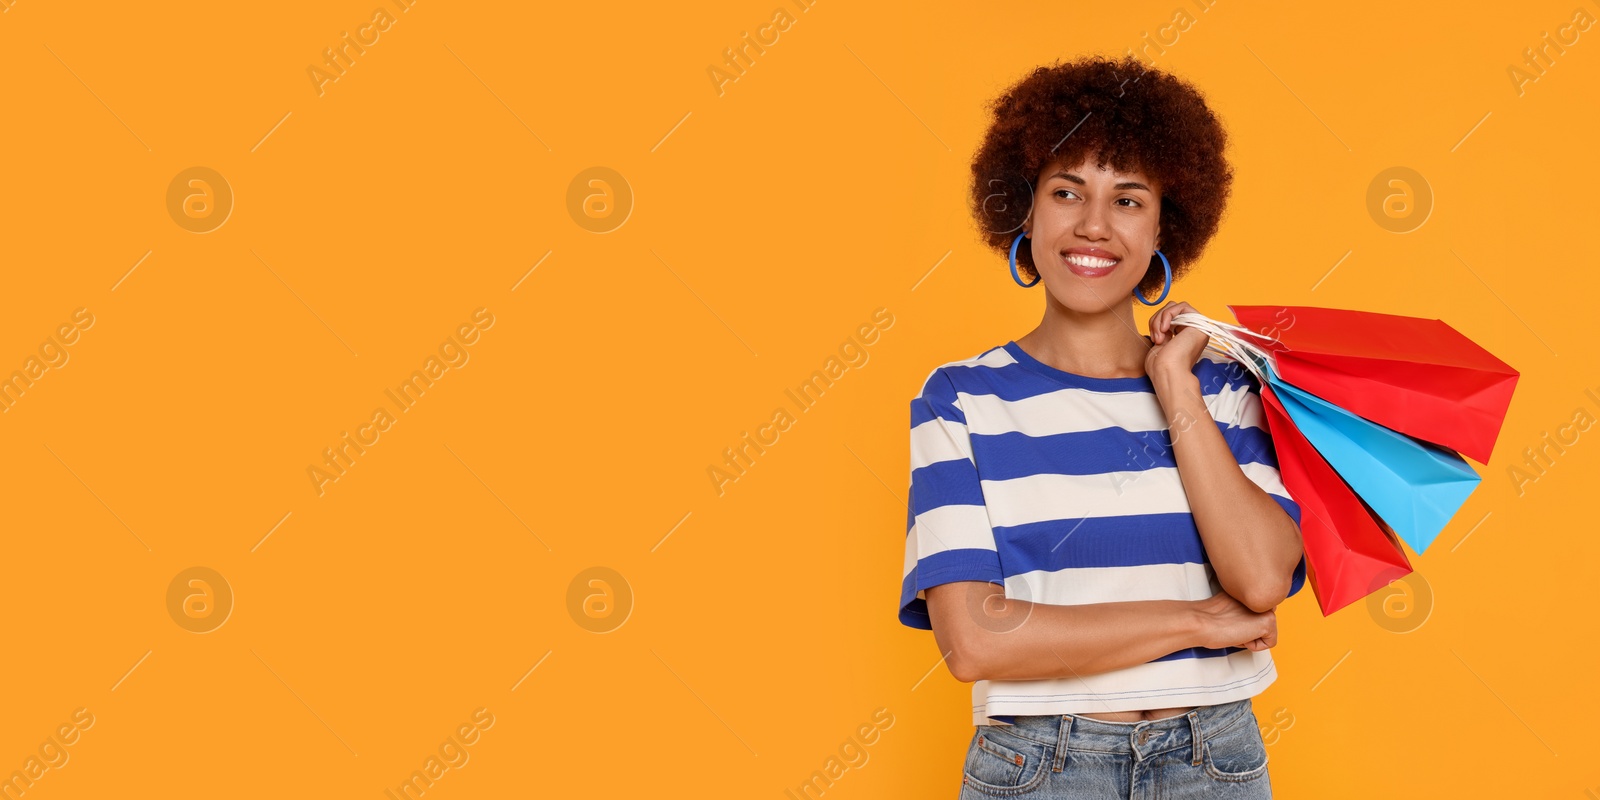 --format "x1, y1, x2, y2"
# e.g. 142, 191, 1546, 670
1048, 171, 1153, 192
